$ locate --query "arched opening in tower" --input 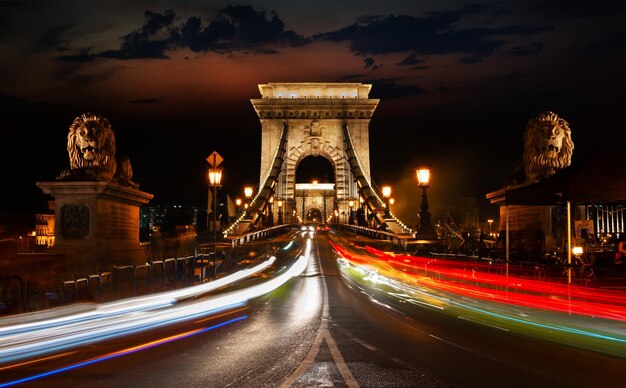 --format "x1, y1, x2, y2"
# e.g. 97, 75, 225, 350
296, 156, 334, 183
295, 156, 335, 224
307, 208, 323, 223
